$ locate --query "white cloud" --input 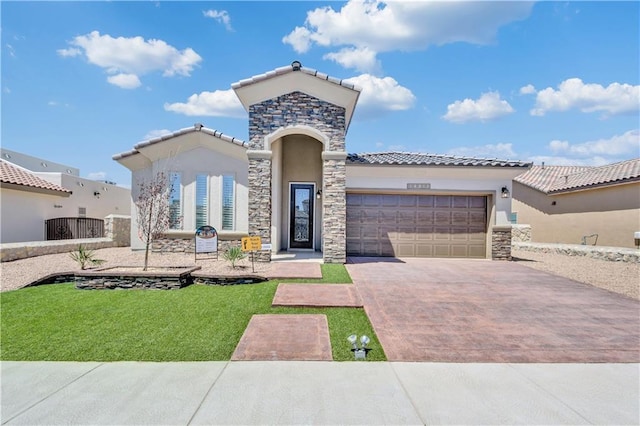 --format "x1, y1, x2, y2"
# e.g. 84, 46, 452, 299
282, 27, 313, 53
343, 74, 416, 119
323, 47, 380, 74
519, 84, 536, 95
530, 78, 640, 117
87, 171, 107, 181
57, 47, 81, 57
527, 155, 611, 167
6, 43, 15, 57
548, 130, 639, 157
107, 73, 141, 89
164, 89, 246, 118
443, 91, 514, 123
283, 0, 533, 71
58, 31, 202, 88
143, 129, 173, 140
203, 10, 233, 31
448, 143, 517, 159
